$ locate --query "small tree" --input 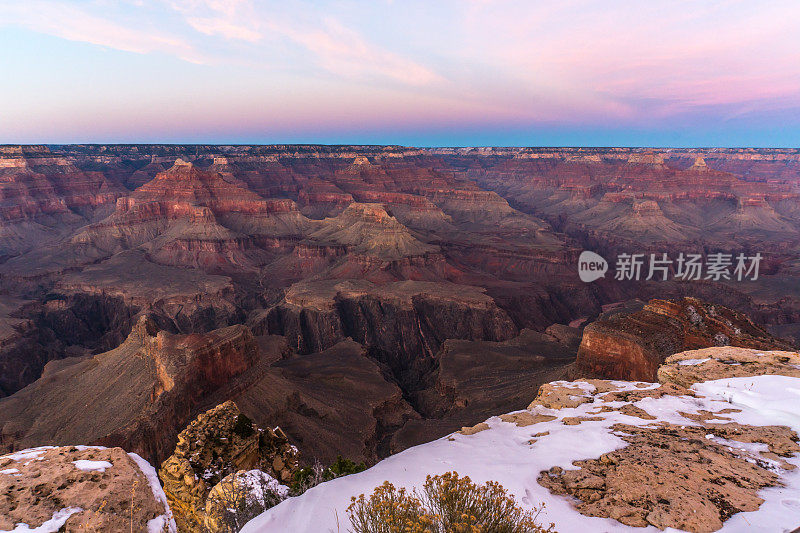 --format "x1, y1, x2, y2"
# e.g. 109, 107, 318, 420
290, 459, 329, 495
204, 471, 288, 533
291, 456, 367, 495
